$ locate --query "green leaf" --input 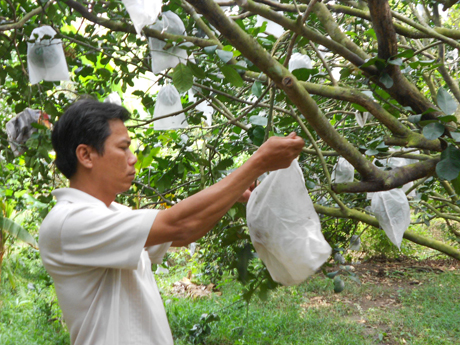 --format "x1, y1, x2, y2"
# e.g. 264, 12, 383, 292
364, 28, 376, 39
348, 275, 362, 285
326, 270, 339, 279
436, 144, 460, 180
340, 68, 352, 79
216, 49, 233, 63
0, 216, 38, 248
408, 115, 422, 124
237, 244, 253, 284
361, 57, 386, 70
333, 276, 345, 293
393, 50, 414, 59
219, 65, 244, 87
249, 115, 268, 126
251, 81, 262, 97
187, 61, 206, 79
204, 45, 218, 54
172, 63, 193, 93
451, 174, 460, 196
388, 57, 403, 66
422, 107, 439, 115
291, 68, 317, 81
437, 115, 457, 123
351, 103, 367, 112
423, 122, 445, 140
437, 88, 458, 115
451, 132, 460, 143
365, 149, 380, 156
379, 73, 394, 88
